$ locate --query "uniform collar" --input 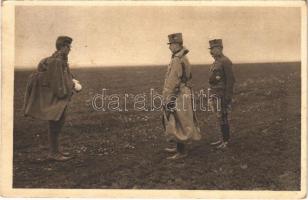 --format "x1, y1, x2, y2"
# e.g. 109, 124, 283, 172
52, 50, 68, 62
172, 47, 189, 58
214, 53, 224, 61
